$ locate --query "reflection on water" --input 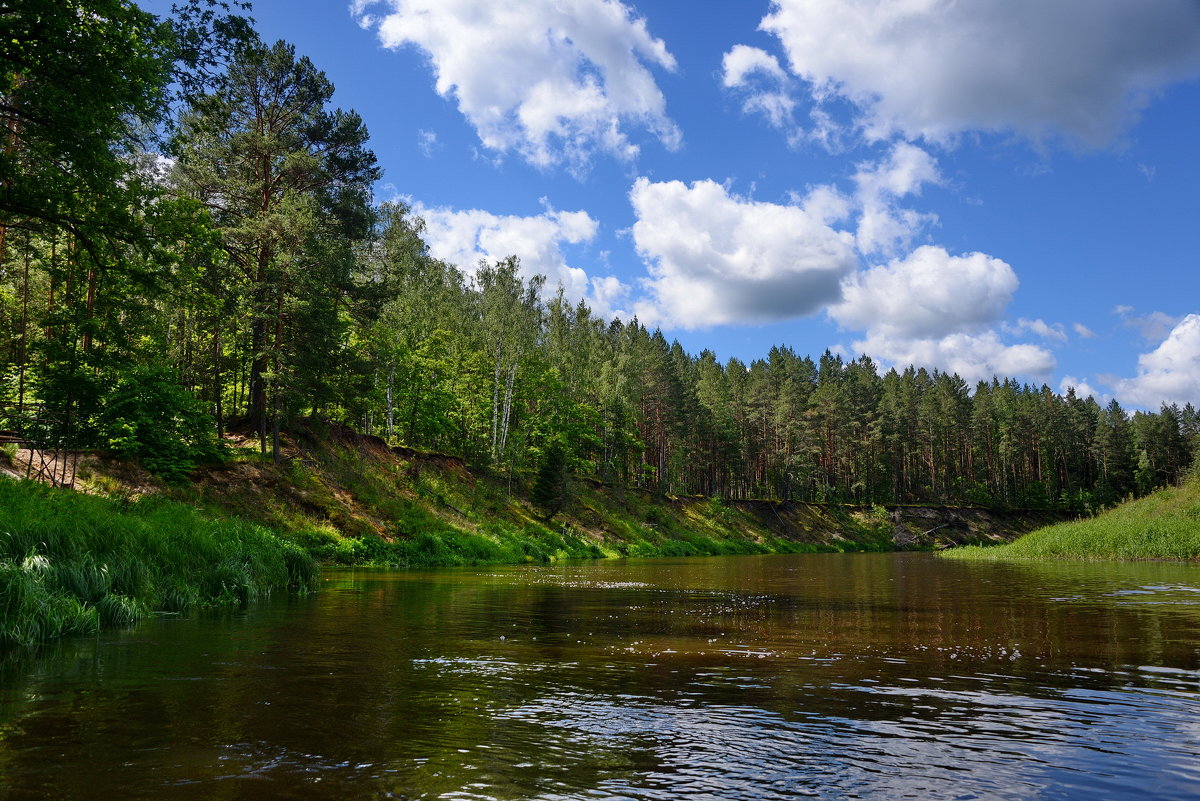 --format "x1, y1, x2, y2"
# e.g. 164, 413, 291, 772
1, 554, 1198, 800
